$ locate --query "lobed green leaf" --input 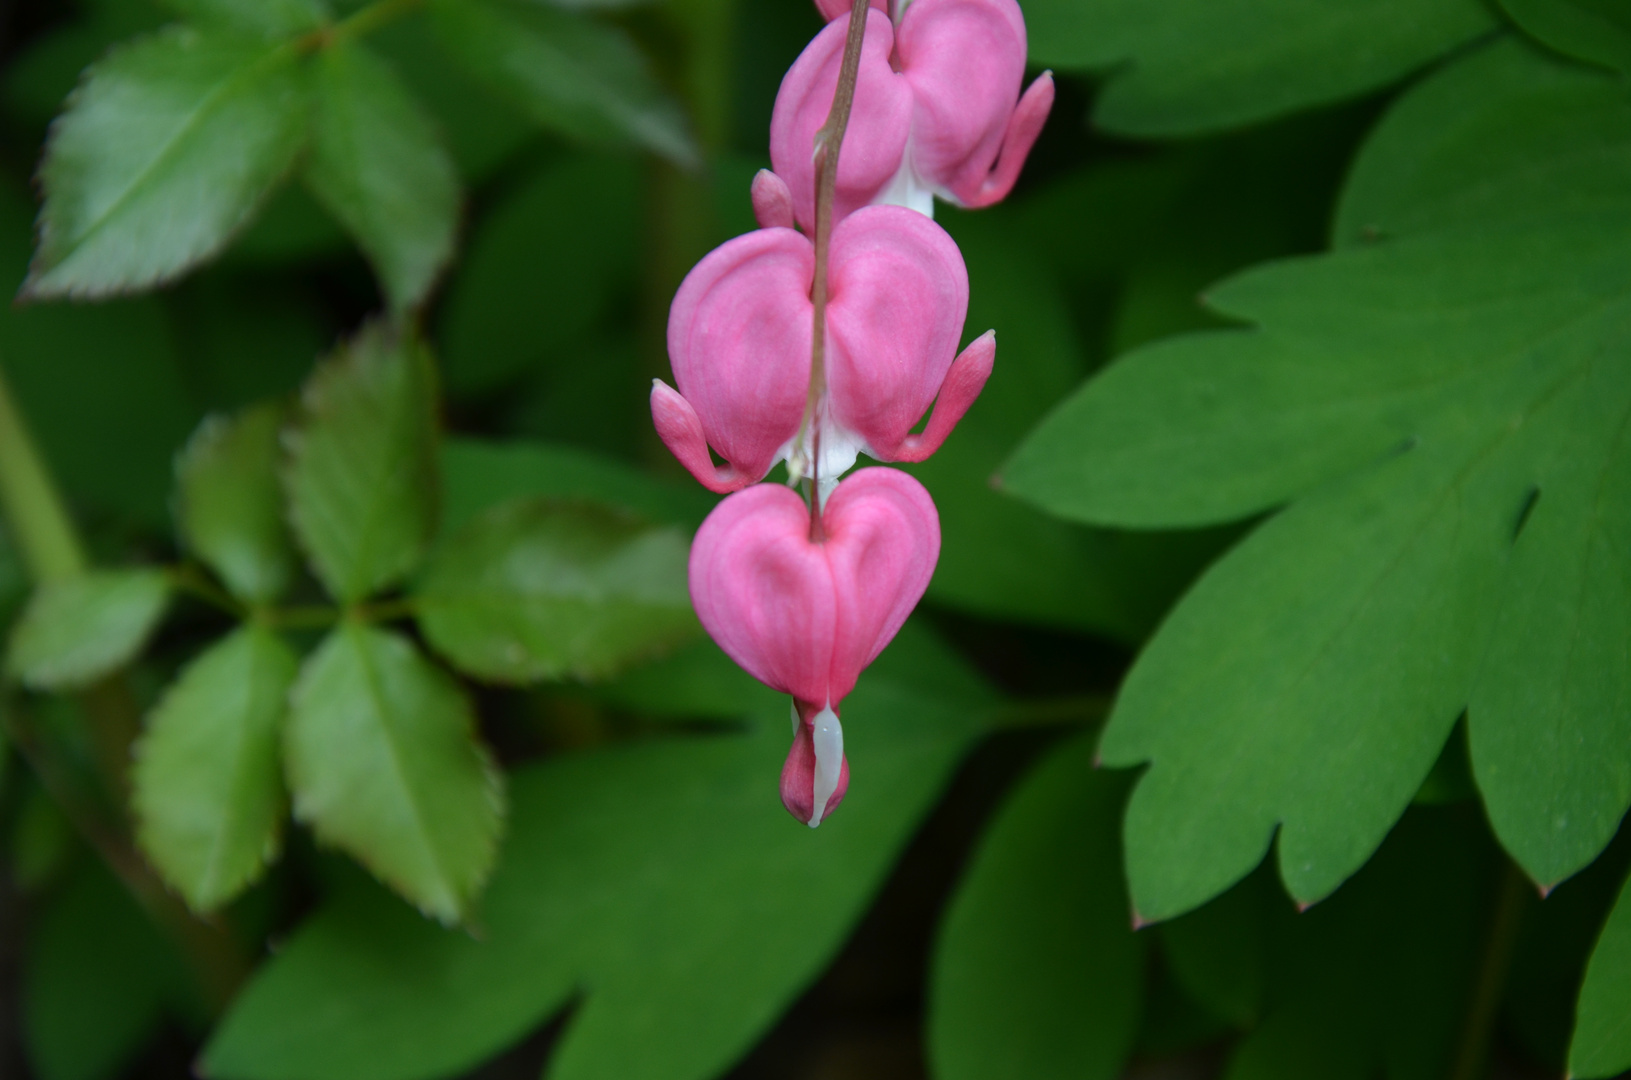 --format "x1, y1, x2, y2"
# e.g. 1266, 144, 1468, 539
283, 622, 504, 923
132, 626, 298, 913
26, 27, 308, 298
6, 569, 169, 690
